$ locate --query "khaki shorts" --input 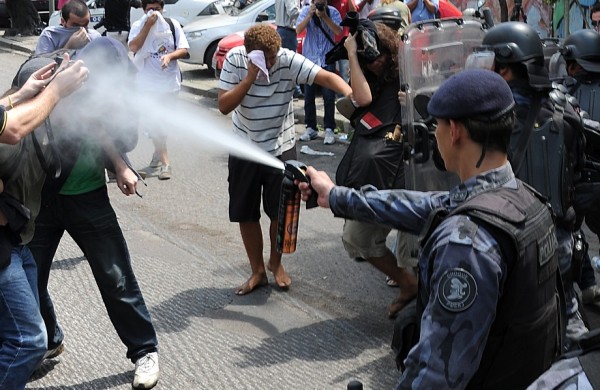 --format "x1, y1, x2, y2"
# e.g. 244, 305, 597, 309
394, 230, 419, 268
342, 219, 392, 259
